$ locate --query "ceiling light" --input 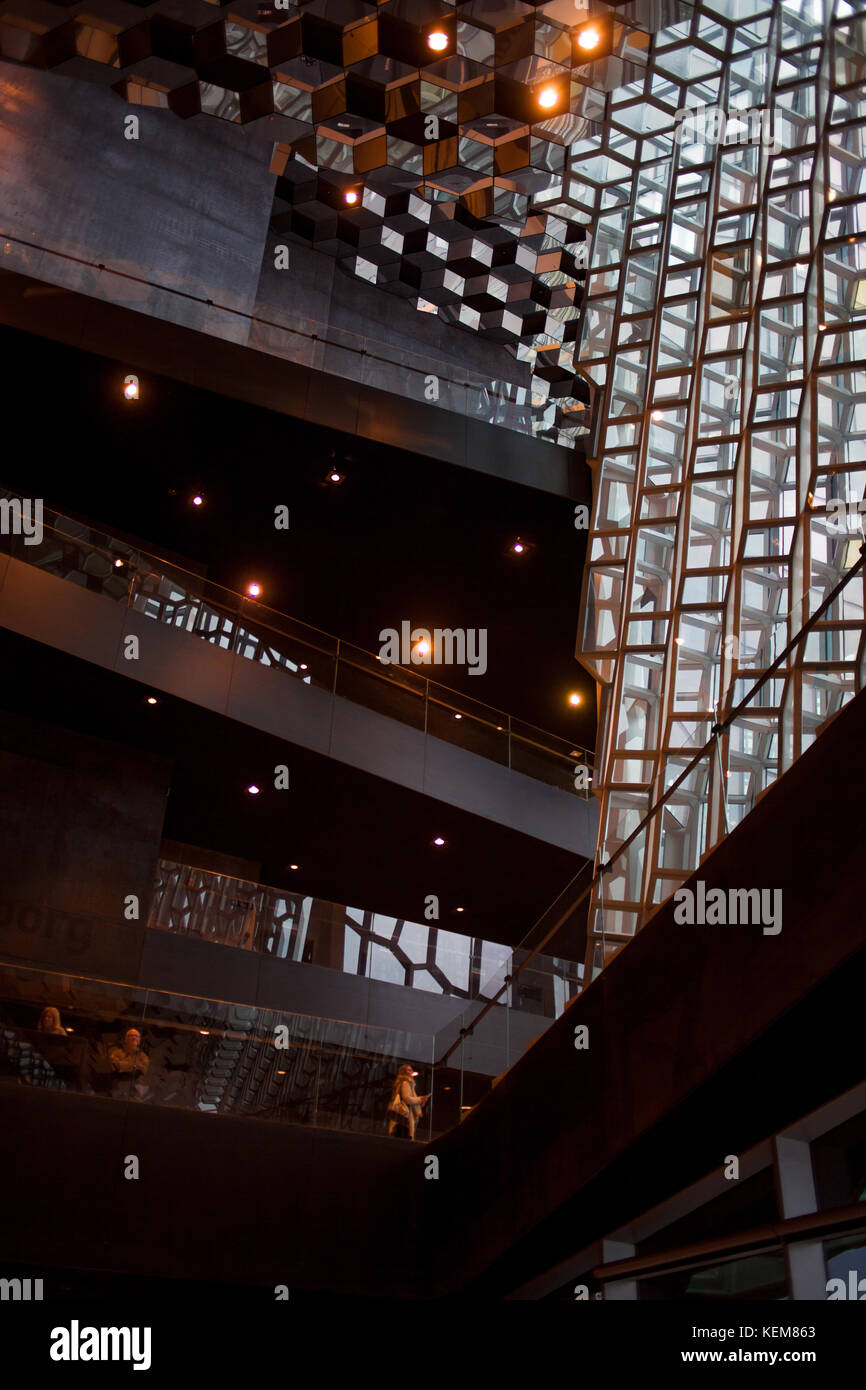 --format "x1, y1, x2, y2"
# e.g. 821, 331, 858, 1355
577, 25, 602, 51
289, 863, 299, 870
827, 189, 837, 201
199, 1030, 210, 1035
277, 1069, 286, 1075
453, 713, 462, 720
433, 836, 446, 846
568, 692, 582, 707
652, 409, 664, 421
299, 663, 308, 671
146, 696, 158, 705
114, 558, 124, 568
192, 494, 203, 507
537, 85, 559, 110
344, 190, 360, 205
122, 374, 139, 402
512, 540, 525, 554
248, 784, 260, 795
427, 30, 448, 51
247, 582, 262, 598
415, 639, 430, 657
455, 906, 465, 913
